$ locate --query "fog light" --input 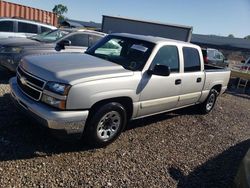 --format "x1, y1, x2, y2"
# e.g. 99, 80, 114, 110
41, 94, 66, 109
